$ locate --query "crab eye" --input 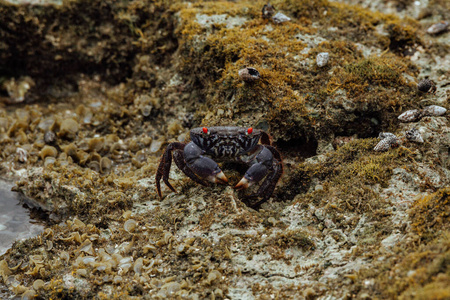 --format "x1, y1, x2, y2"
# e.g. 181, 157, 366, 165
247, 127, 253, 135
202, 127, 209, 134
